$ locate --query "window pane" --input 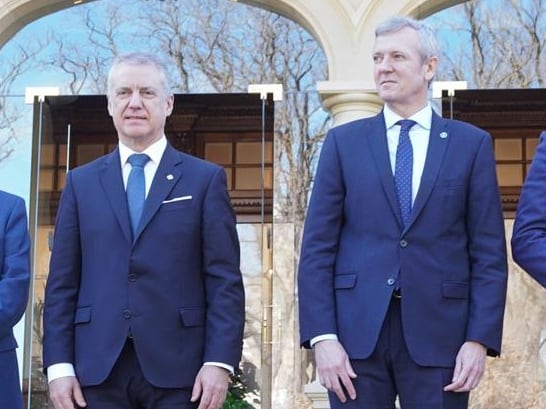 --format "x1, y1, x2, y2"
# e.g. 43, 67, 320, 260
205, 143, 232, 164
58, 169, 66, 190
77, 144, 105, 165
236, 168, 262, 189
264, 167, 273, 189
526, 138, 539, 160
39, 170, 54, 191
40, 144, 56, 166
235, 167, 273, 190
495, 139, 521, 161
236, 142, 273, 164
59, 144, 68, 167
497, 164, 523, 187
